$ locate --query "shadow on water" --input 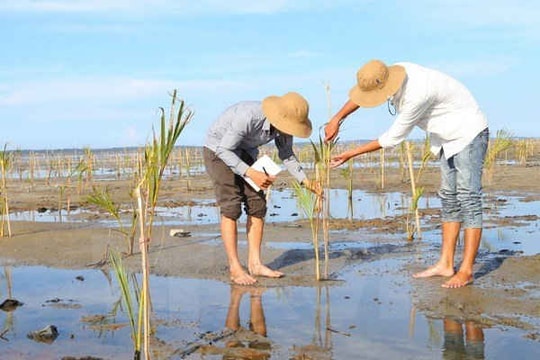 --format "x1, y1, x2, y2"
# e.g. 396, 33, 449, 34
267, 243, 404, 272
1, 260, 539, 359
